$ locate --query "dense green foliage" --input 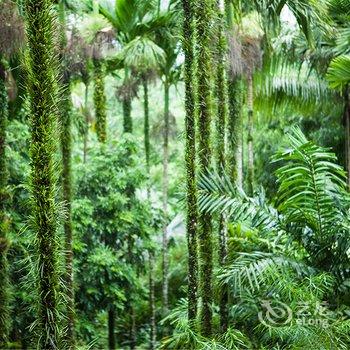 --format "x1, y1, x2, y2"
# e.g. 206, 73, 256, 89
1, 0, 350, 349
